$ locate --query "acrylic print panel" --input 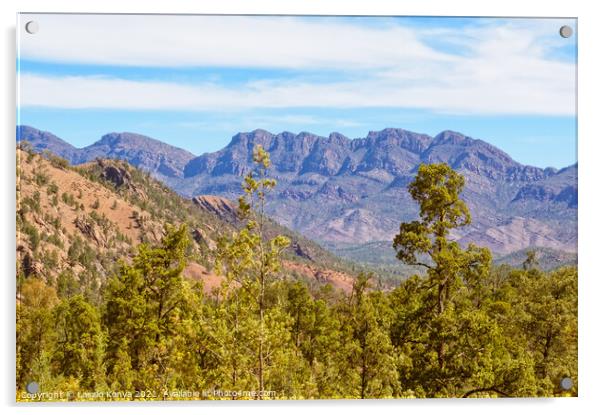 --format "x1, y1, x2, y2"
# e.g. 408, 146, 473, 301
16, 13, 577, 401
